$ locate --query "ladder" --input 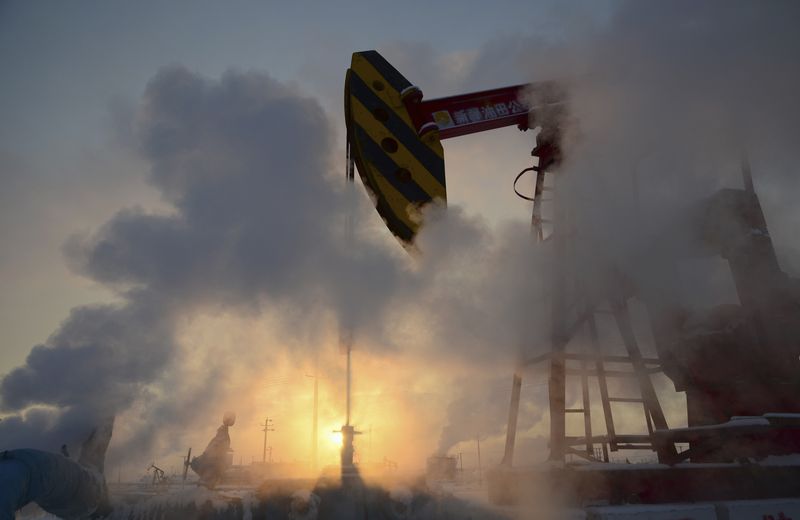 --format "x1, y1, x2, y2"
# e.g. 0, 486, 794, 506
501, 144, 676, 466
566, 299, 673, 461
